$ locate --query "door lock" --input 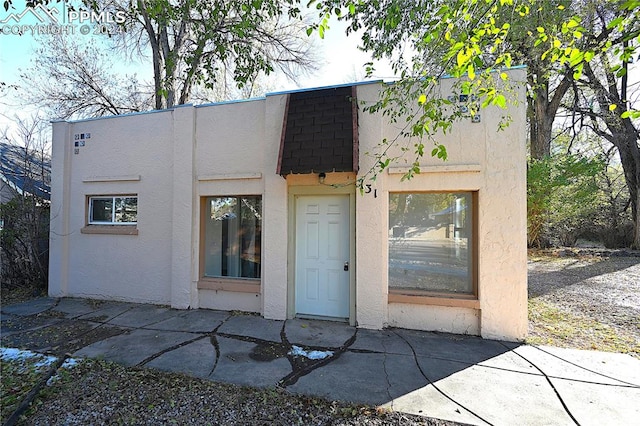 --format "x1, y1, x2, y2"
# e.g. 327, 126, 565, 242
344, 261, 349, 271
